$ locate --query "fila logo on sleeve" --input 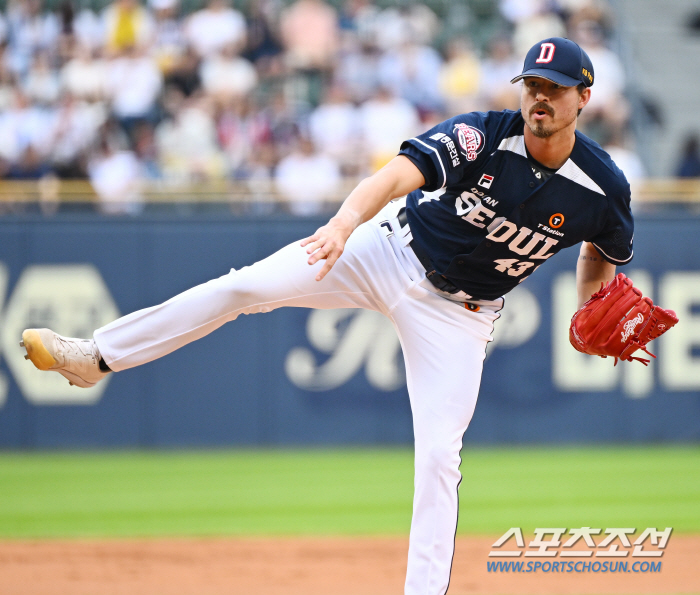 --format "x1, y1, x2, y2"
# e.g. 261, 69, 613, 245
478, 174, 494, 189
536, 42, 556, 63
